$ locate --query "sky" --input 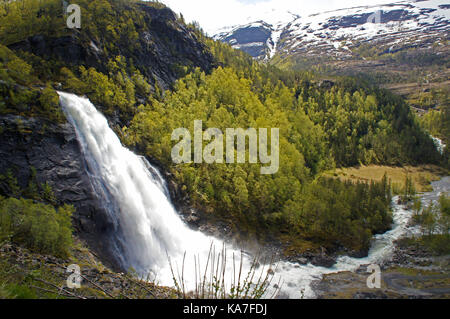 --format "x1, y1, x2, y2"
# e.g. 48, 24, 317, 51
160, 0, 400, 34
